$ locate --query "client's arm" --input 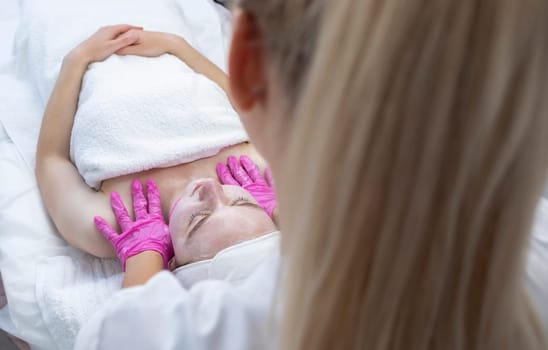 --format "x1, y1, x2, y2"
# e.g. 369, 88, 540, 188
115, 31, 229, 97
170, 36, 229, 94
36, 25, 142, 257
